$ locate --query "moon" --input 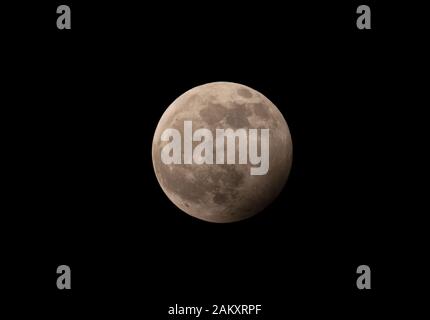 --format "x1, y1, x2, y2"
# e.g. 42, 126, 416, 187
152, 82, 292, 223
